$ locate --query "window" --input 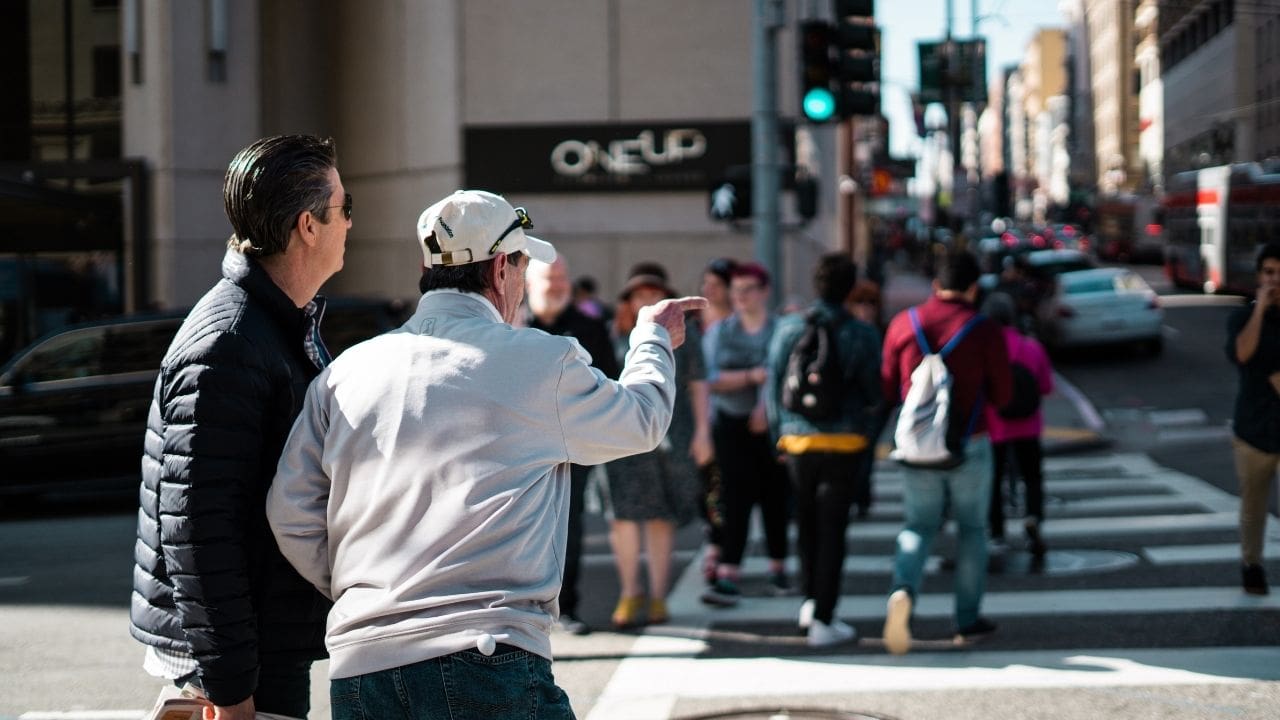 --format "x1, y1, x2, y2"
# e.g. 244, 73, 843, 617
92, 46, 121, 99
10, 327, 106, 384
102, 321, 180, 375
